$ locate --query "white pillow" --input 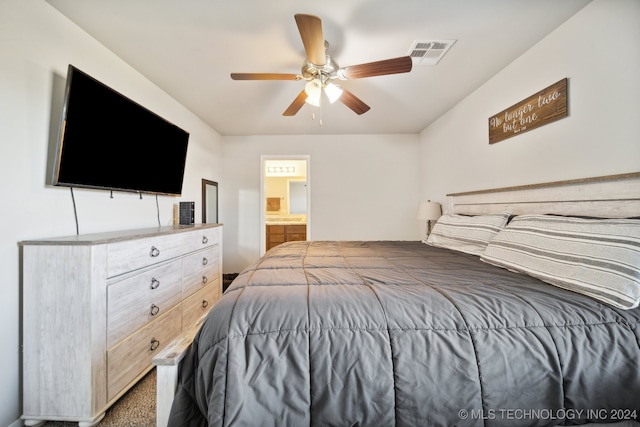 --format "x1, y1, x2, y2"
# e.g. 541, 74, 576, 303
426, 212, 510, 256
481, 214, 640, 310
